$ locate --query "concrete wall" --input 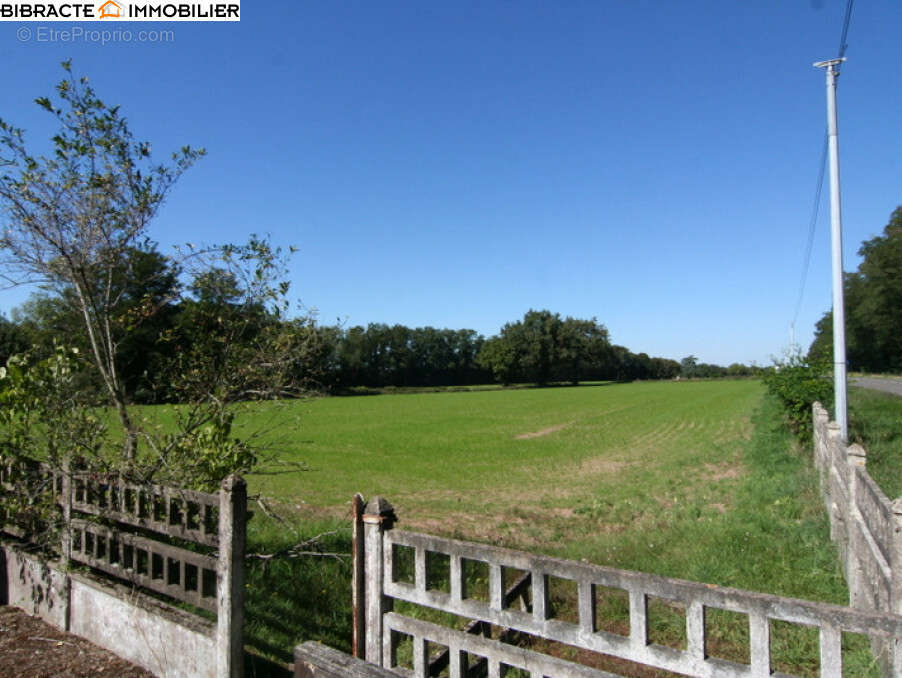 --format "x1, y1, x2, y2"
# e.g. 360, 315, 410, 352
813, 402, 900, 614
813, 402, 902, 671
0, 546, 68, 628
70, 573, 216, 678
1, 542, 216, 678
